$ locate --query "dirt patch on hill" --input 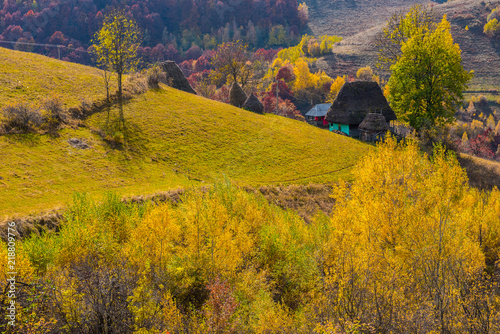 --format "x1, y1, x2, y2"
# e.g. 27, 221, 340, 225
247, 184, 335, 224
